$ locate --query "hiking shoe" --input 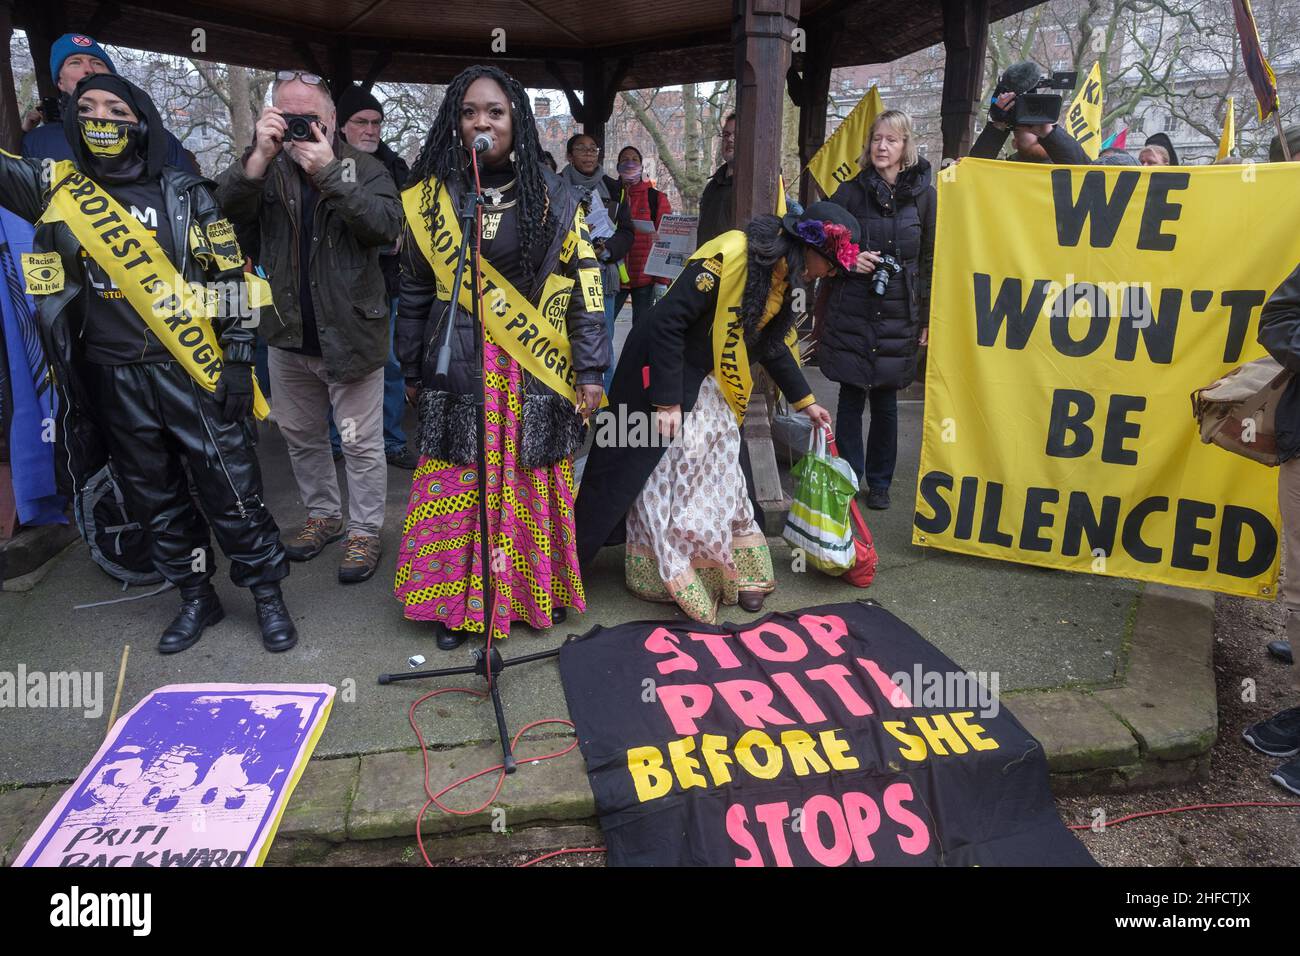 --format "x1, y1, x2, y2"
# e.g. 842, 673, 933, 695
284, 516, 345, 561
1268, 639, 1294, 665
866, 487, 891, 510
338, 534, 382, 584
386, 445, 418, 469
1271, 756, 1300, 796
1242, 706, 1300, 758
